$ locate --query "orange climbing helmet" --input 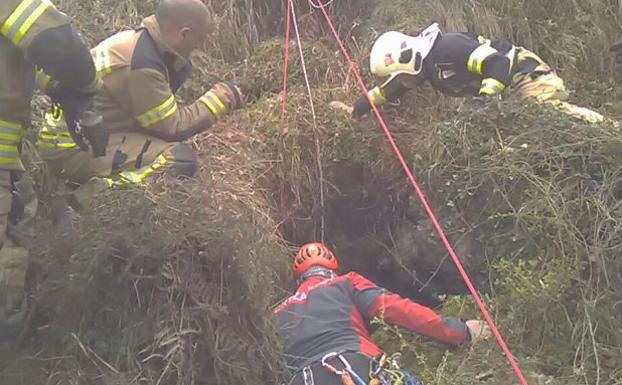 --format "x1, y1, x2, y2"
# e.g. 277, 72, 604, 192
293, 242, 339, 278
